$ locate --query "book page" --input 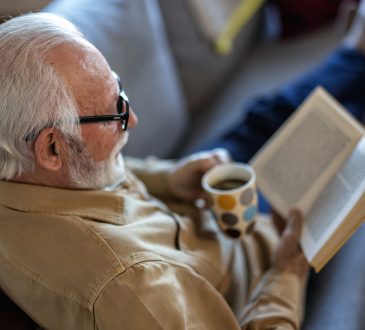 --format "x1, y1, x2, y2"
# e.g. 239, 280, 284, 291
260, 109, 350, 207
251, 87, 364, 217
301, 136, 365, 261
